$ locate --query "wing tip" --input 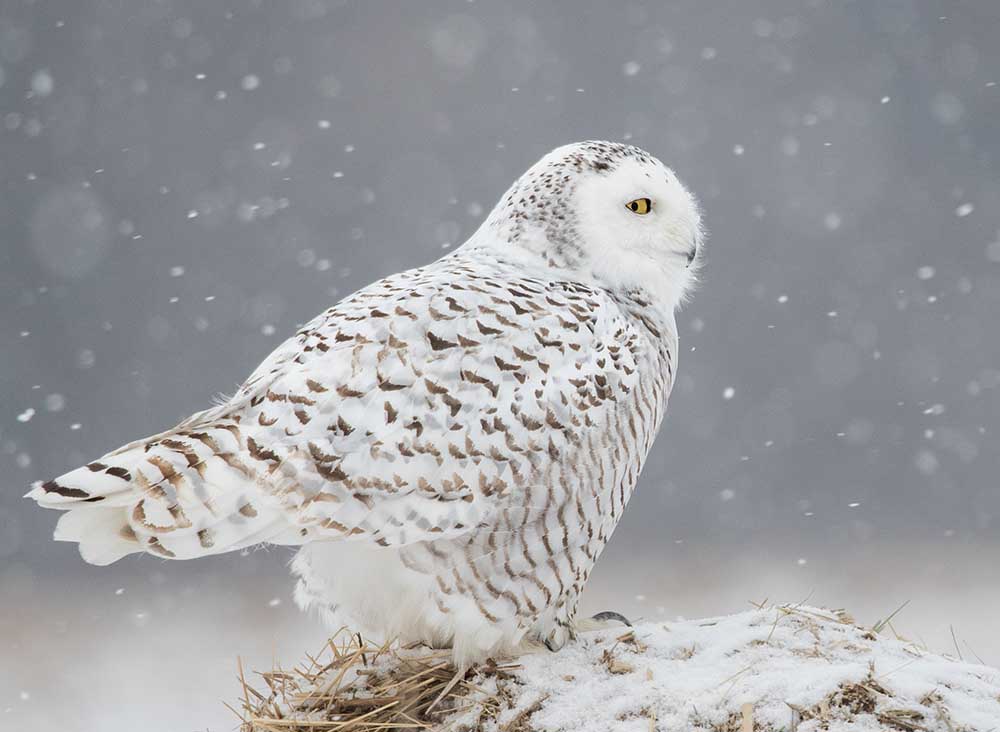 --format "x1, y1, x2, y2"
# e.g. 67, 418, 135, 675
25, 478, 102, 506
24, 481, 43, 501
